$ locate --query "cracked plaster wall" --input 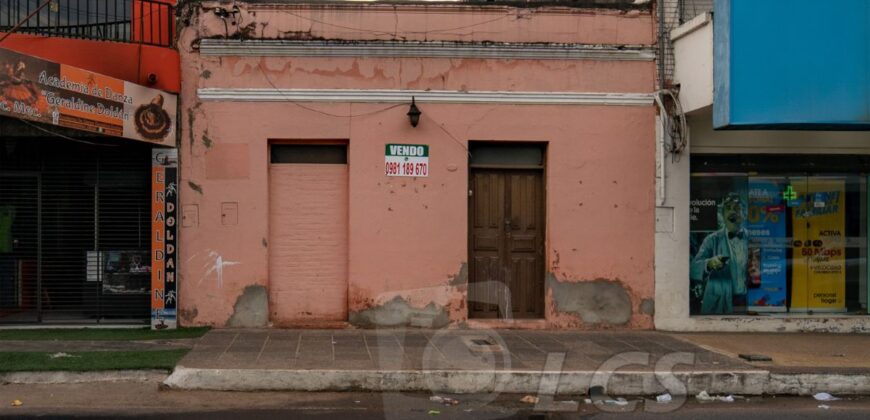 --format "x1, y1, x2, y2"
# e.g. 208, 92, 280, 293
177, 2, 656, 328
